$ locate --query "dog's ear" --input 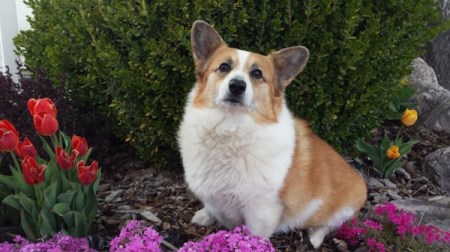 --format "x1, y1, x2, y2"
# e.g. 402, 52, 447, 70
191, 20, 225, 71
271, 46, 309, 91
